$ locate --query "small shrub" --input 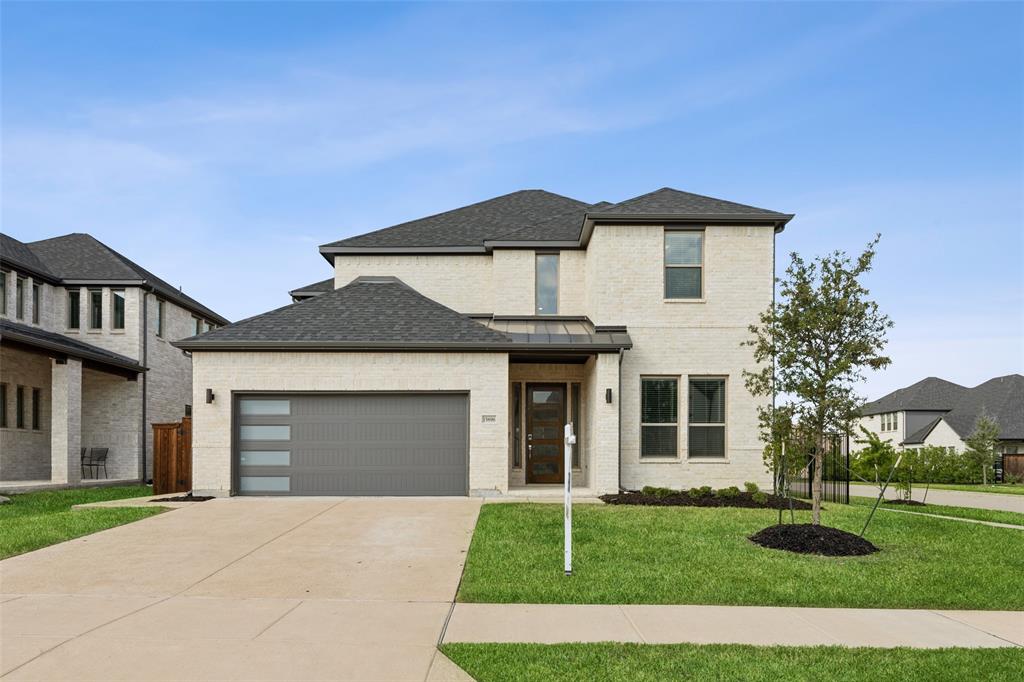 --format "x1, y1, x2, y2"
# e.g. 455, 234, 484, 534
642, 486, 677, 498
715, 486, 741, 499
1004, 473, 1024, 485
752, 491, 769, 505
699, 485, 713, 496
743, 481, 760, 494
687, 487, 704, 499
